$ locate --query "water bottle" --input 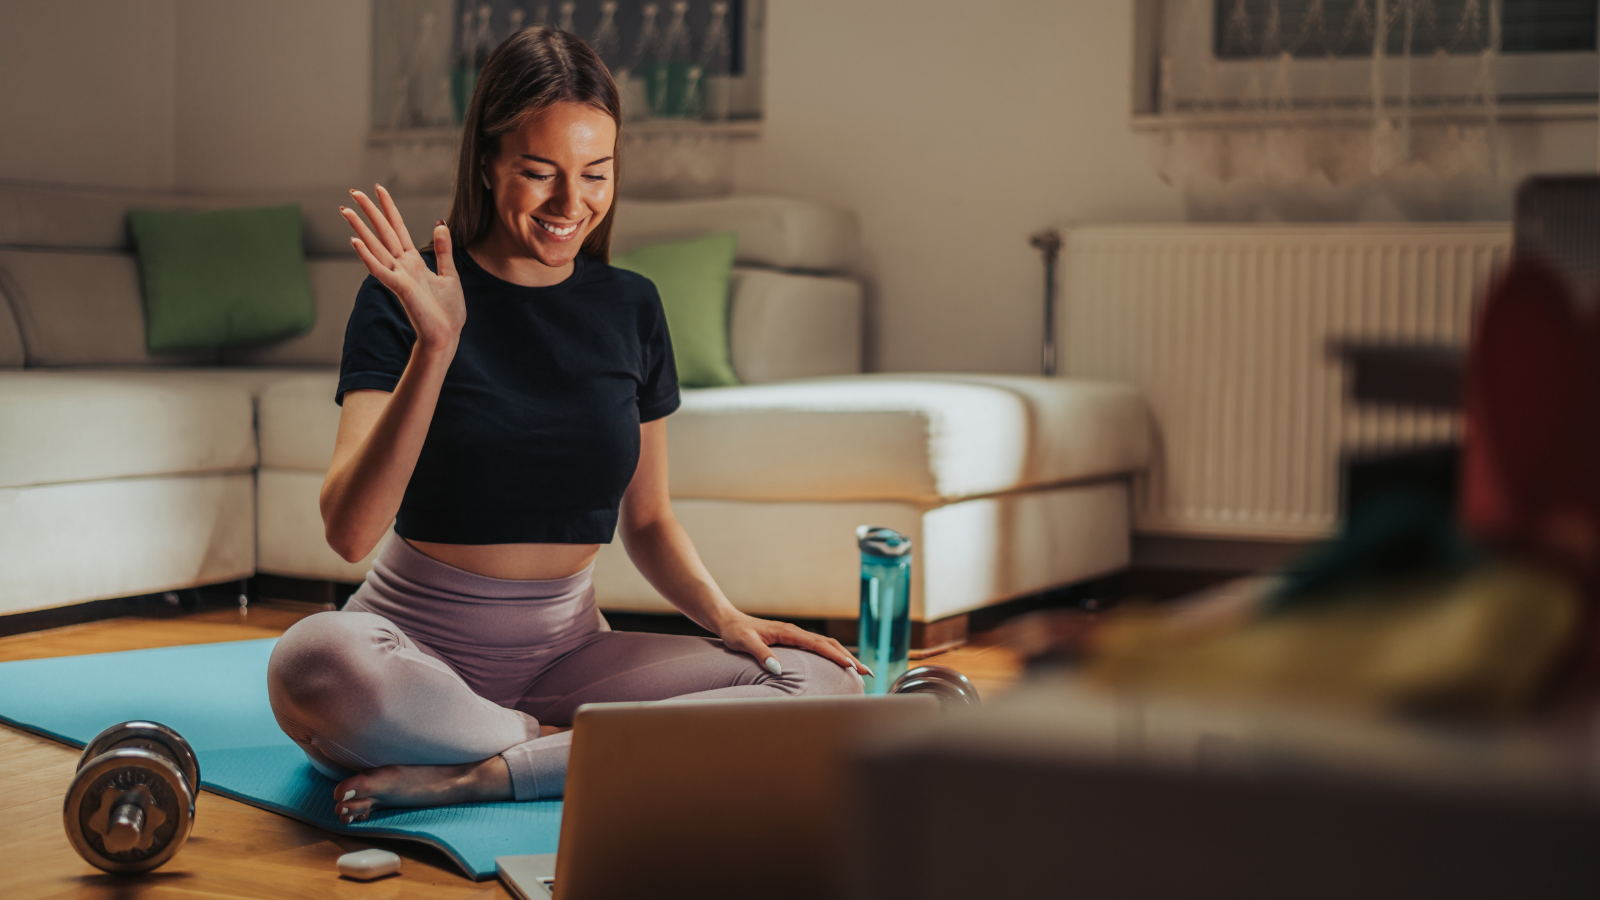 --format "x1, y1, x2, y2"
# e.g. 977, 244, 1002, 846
857, 526, 912, 695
